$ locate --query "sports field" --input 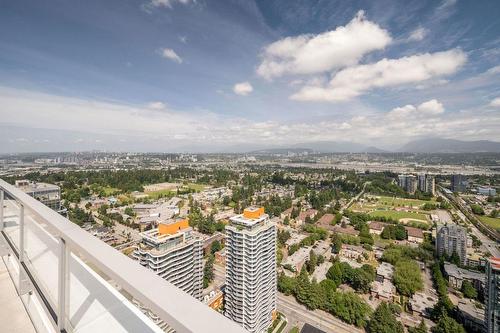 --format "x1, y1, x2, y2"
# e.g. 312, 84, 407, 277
147, 183, 208, 199
373, 195, 434, 208
477, 215, 500, 231
368, 210, 429, 223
